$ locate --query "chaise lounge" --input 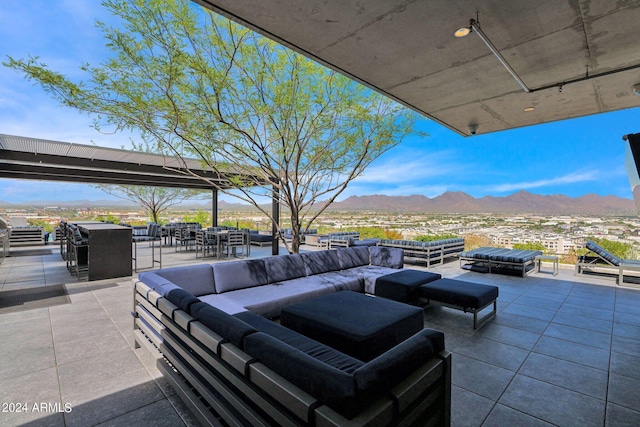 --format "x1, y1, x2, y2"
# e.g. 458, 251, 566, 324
460, 247, 542, 277
575, 240, 640, 287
